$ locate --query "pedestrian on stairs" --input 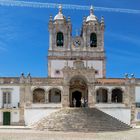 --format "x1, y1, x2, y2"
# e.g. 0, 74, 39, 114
84, 98, 88, 107
81, 97, 84, 107
73, 98, 76, 107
